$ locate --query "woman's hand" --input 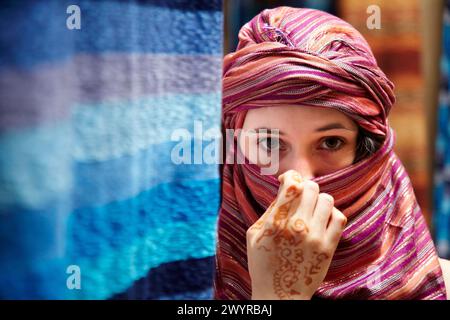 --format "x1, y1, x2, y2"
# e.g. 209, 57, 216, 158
246, 169, 347, 300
